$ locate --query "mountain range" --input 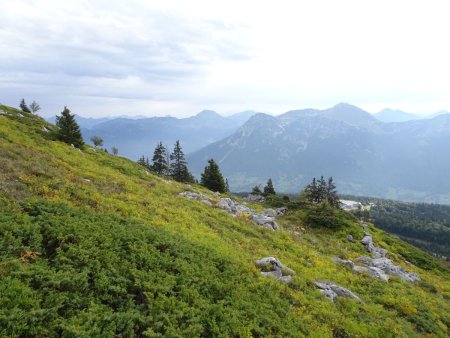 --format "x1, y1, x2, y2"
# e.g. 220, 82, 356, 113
188, 103, 450, 204
47, 110, 258, 160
